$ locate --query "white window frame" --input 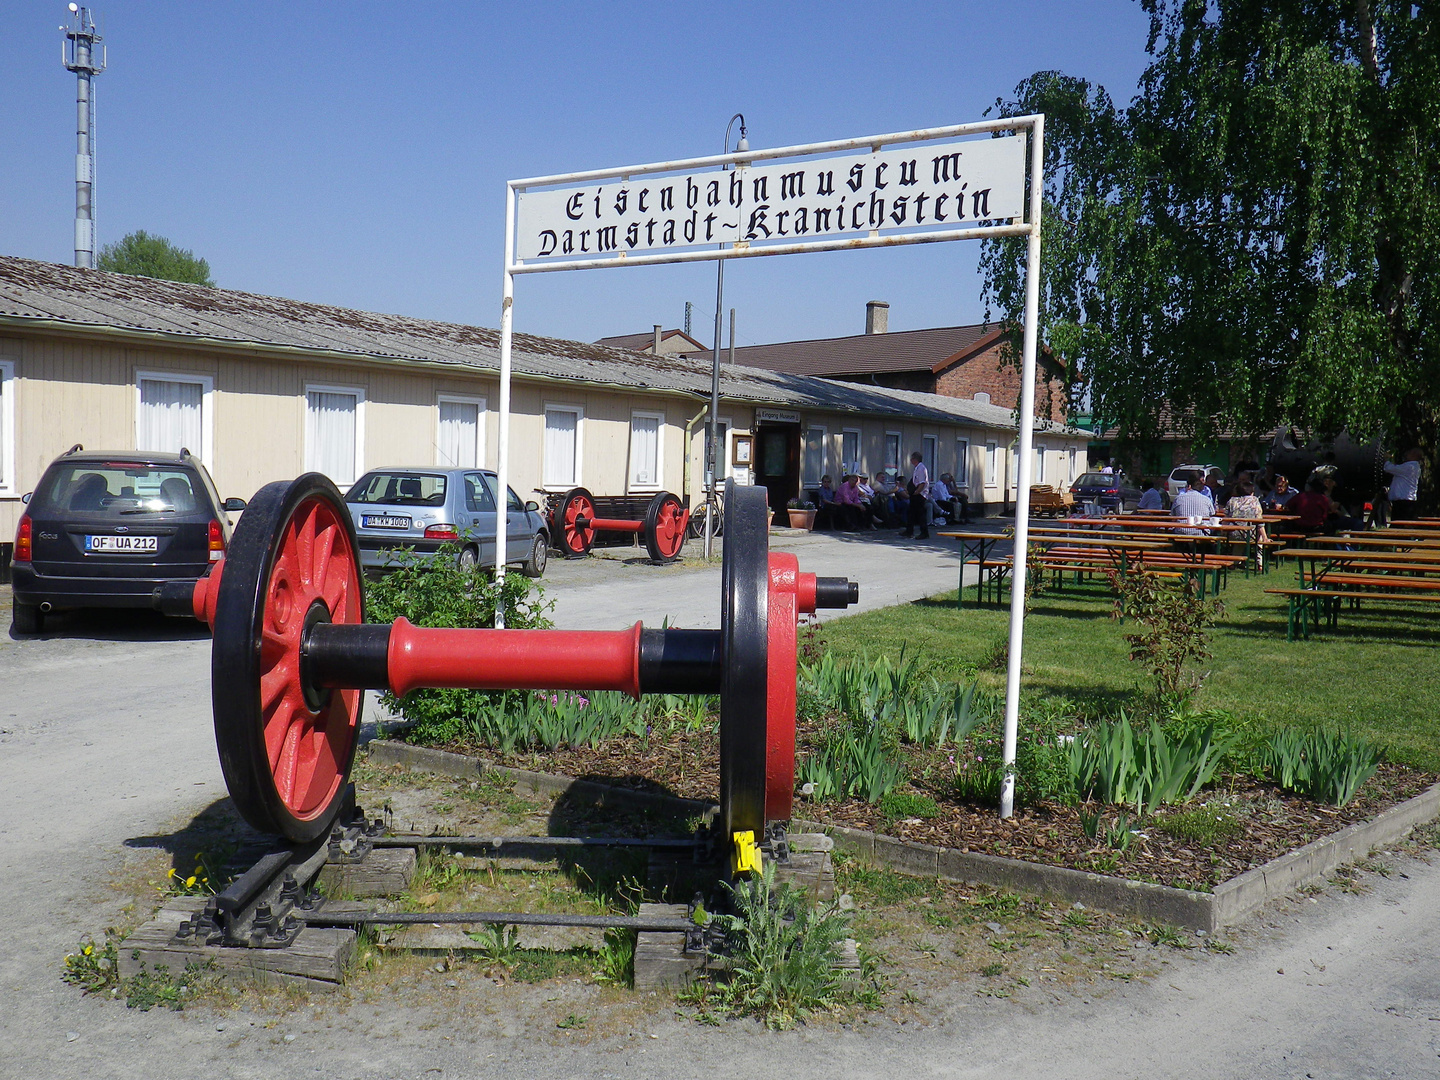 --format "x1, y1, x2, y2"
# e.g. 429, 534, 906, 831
802, 424, 828, 486
922, 434, 938, 476
1033, 443, 1045, 484
627, 409, 665, 492
0, 360, 15, 497
436, 393, 487, 468
985, 440, 998, 488
841, 427, 862, 475
304, 382, 366, 486
135, 369, 215, 468
884, 430, 903, 472
1068, 447, 1078, 486
954, 438, 970, 490
542, 403, 584, 490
